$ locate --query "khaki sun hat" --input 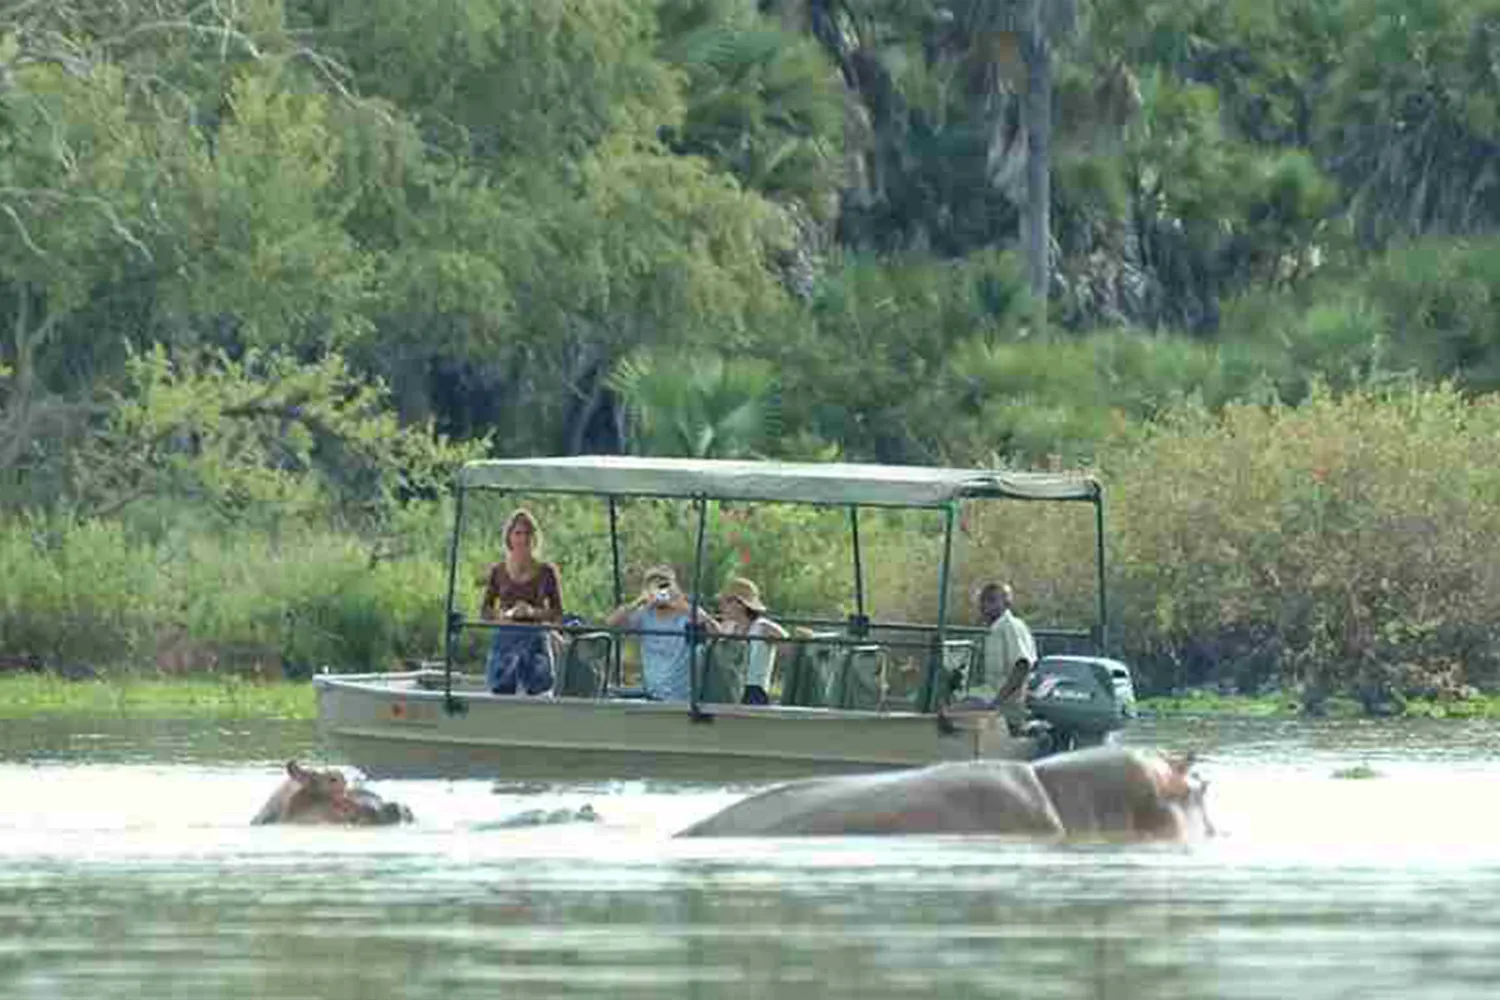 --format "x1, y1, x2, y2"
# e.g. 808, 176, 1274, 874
719, 577, 767, 613
644, 564, 679, 589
